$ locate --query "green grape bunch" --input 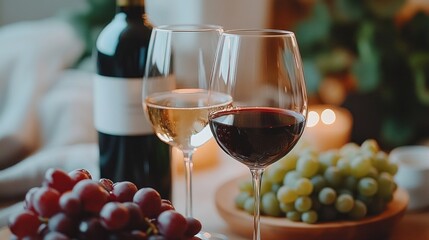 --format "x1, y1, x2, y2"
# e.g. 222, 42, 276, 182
234, 139, 399, 224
